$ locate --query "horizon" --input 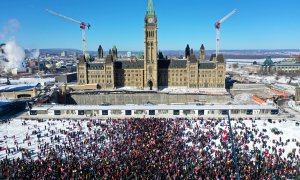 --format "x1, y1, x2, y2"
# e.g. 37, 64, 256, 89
35, 48, 300, 52
1, 0, 300, 51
